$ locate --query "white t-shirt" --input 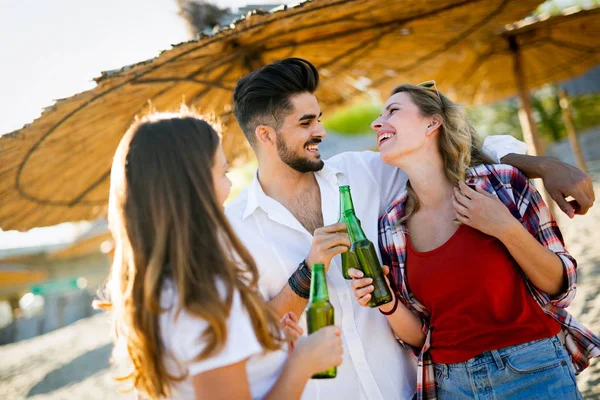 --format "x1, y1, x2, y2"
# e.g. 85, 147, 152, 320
159, 280, 288, 399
